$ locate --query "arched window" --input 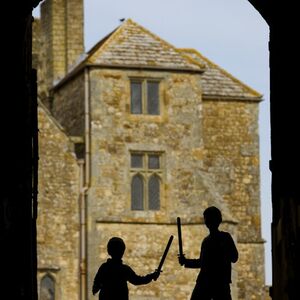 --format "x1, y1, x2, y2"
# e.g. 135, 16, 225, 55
148, 174, 160, 210
130, 152, 163, 210
131, 174, 144, 210
40, 274, 55, 300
